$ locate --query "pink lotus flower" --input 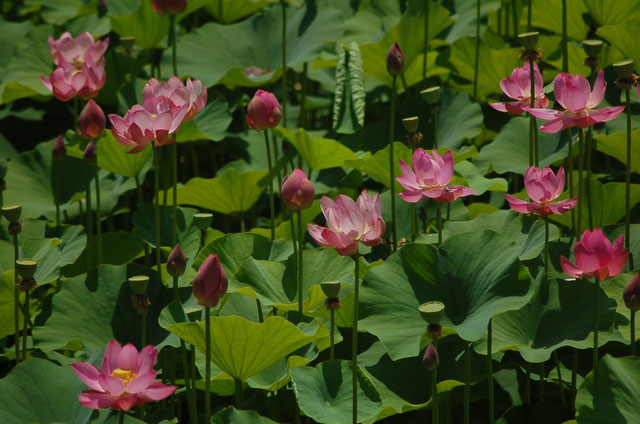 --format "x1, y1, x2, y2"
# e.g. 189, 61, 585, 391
281, 168, 315, 211
40, 61, 106, 101
386, 42, 404, 76
490, 62, 549, 114
193, 254, 228, 308
505, 166, 577, 216
623, 274, 640, 312
108, 97, 188, 154
396, 149, 476, 203
247, 90, 281, 131
143, 77, 207, 121
152, 0, 187, 15
78, 99, 106, 139
48, 32, 109, 67
307, 190, 385, 256
72, 341, 176, 411
529, 70, 625, 132
561, 229, 628, 281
